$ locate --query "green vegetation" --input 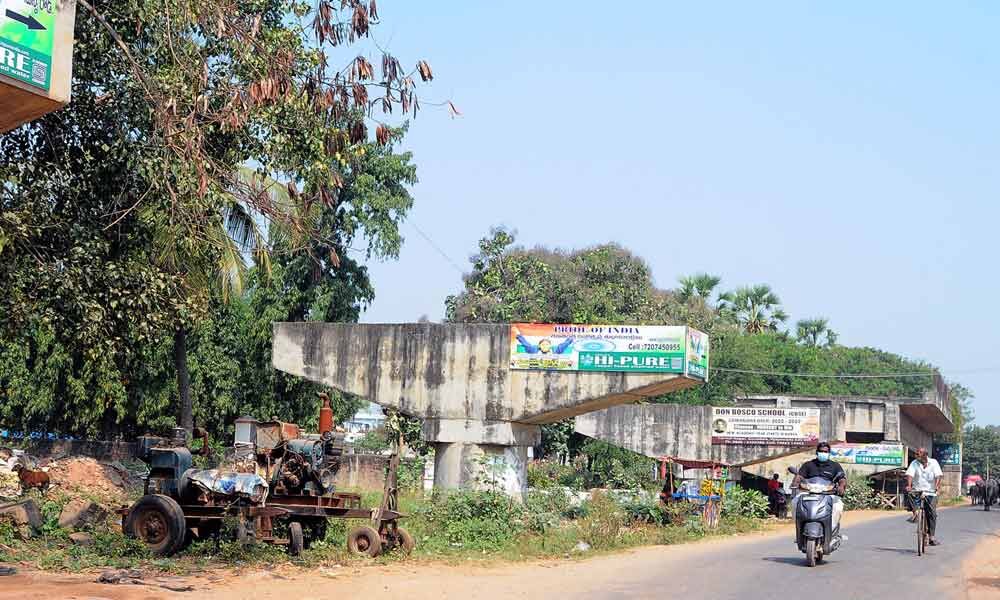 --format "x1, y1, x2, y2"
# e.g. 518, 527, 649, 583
0, 0, 432, 440
1, 488, 771, 572
842, 474, 878, 510
445, 228, 968, 462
